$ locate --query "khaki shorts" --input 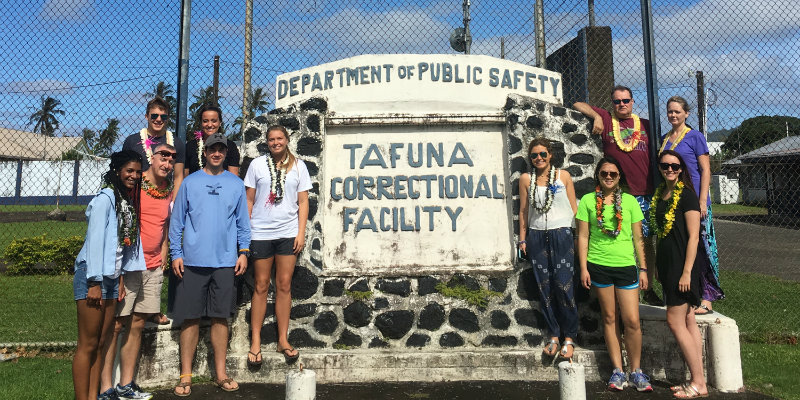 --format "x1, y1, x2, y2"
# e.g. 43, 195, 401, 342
116, 268, 164, 316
